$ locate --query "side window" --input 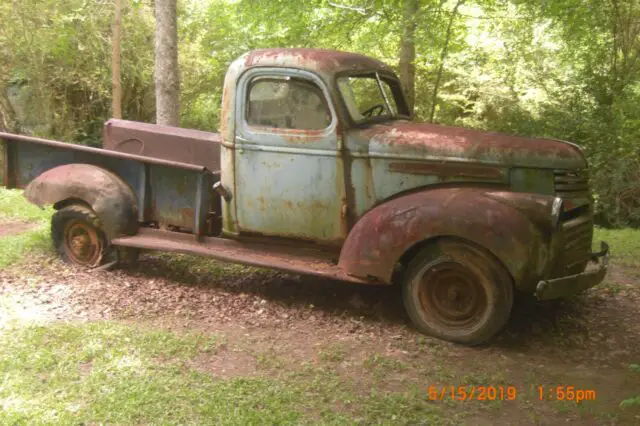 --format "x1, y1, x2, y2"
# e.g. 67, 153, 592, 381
246, 77, 331, 130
